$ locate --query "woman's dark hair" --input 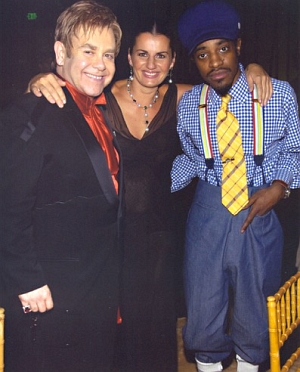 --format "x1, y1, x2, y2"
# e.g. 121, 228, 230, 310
128, 19, 175, 56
